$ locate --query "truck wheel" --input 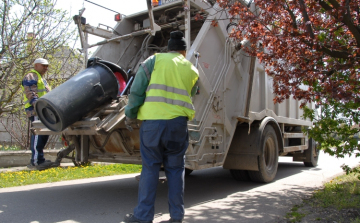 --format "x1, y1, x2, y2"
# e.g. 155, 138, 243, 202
230, 169, 250, 181
304, 138, 319, 167
248, 125, 279, 183
185, 168, 193, 176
